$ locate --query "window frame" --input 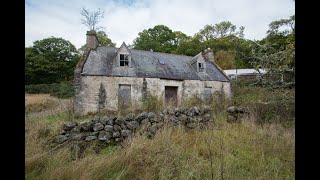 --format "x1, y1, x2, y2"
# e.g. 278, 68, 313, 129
198, 62, 205, 72
119, 54, 129, 67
